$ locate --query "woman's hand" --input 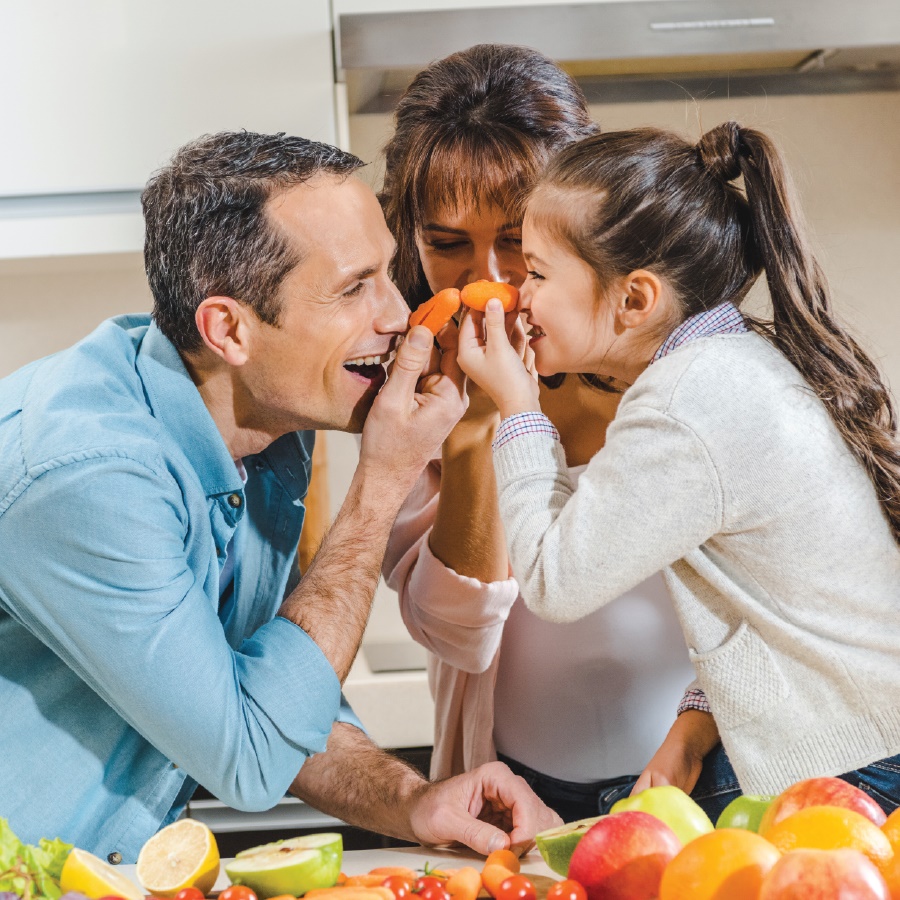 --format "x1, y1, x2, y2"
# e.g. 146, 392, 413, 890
631, 710, 720, 795
458, 298, 540, 420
